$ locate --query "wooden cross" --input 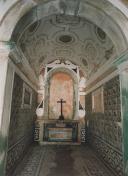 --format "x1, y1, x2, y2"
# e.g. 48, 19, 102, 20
57, 98, 66, 120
